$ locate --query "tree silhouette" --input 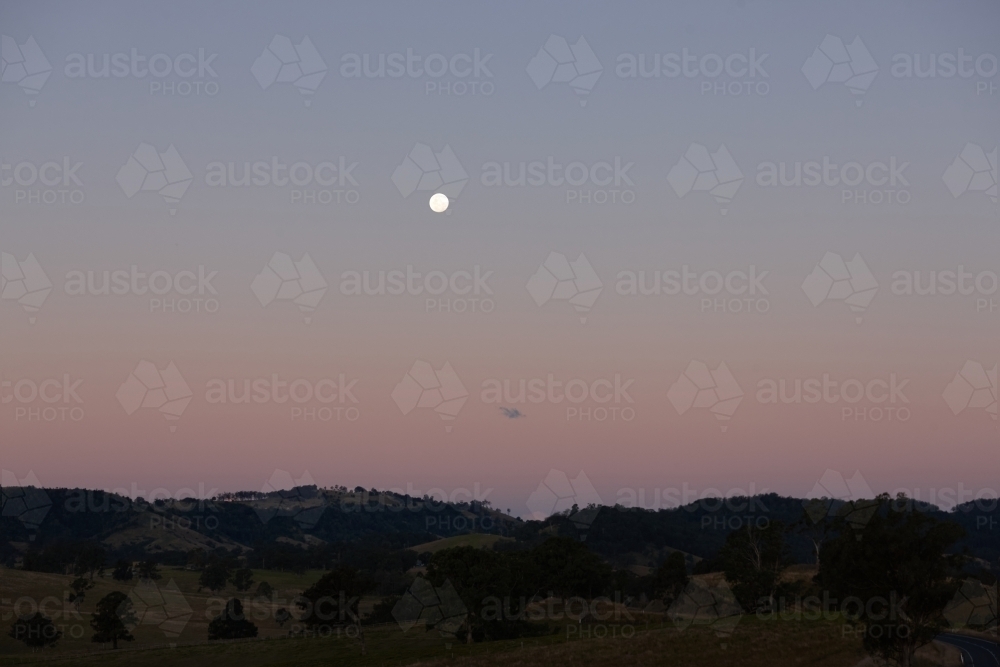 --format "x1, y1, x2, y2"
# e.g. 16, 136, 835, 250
111, 559, 133, 582
230, 567, 254, 592
797, 501, 834, 567
68, 577, 94, 610
817, 495, 965, 667
719, 520, 790, 612
254, 581, 274, 599
207, 599, 258, 640
199, 561, 230, 592
653, 551, 689, 603
297, 566, 369, 654
90, 591, 136, 650
8, 612, 62, 650
135, 559, 161, 582
73, 543, 106, 580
